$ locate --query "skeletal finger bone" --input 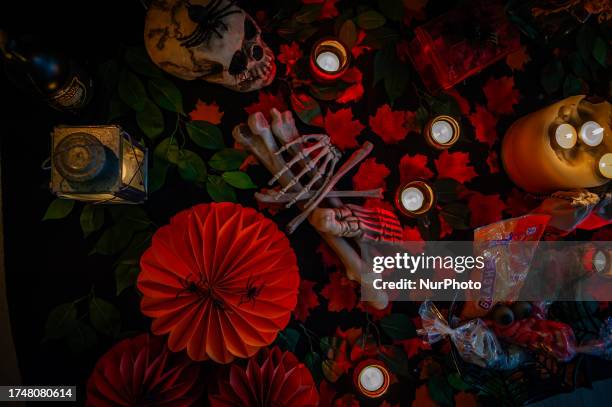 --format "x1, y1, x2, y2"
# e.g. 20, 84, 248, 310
277, 146, 330, 195
255, 188, 384, 203
268, 141, 329, 186
275, 134, 329, 156
288, 152, 337, 208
